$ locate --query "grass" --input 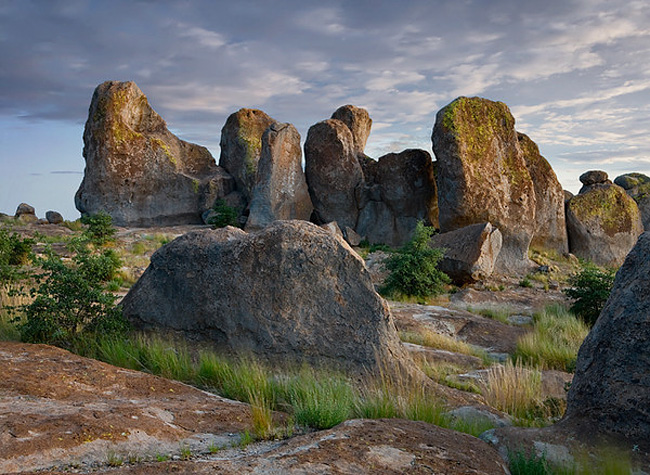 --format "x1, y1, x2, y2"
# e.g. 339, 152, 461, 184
419, 361, 481, 393
467, 305, 518, 325
508, 446, 635, 474
513, 304, 589, 372
0, 283, 30, 341
399, 330, 488, 361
